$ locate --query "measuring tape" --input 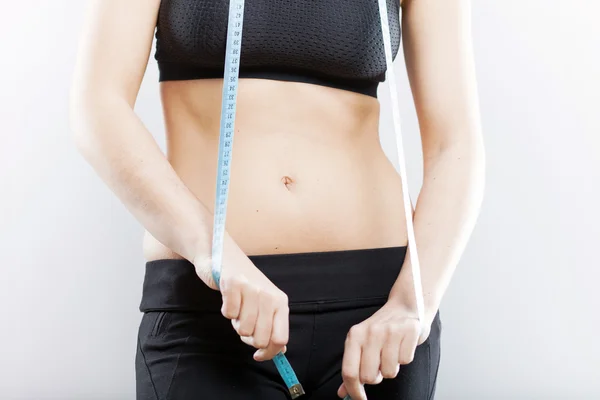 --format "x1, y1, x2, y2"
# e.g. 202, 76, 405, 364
211, 0, 424, 399
340, 0, 426, 399
210, 0, 304, 398
376, 0, 425, 325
